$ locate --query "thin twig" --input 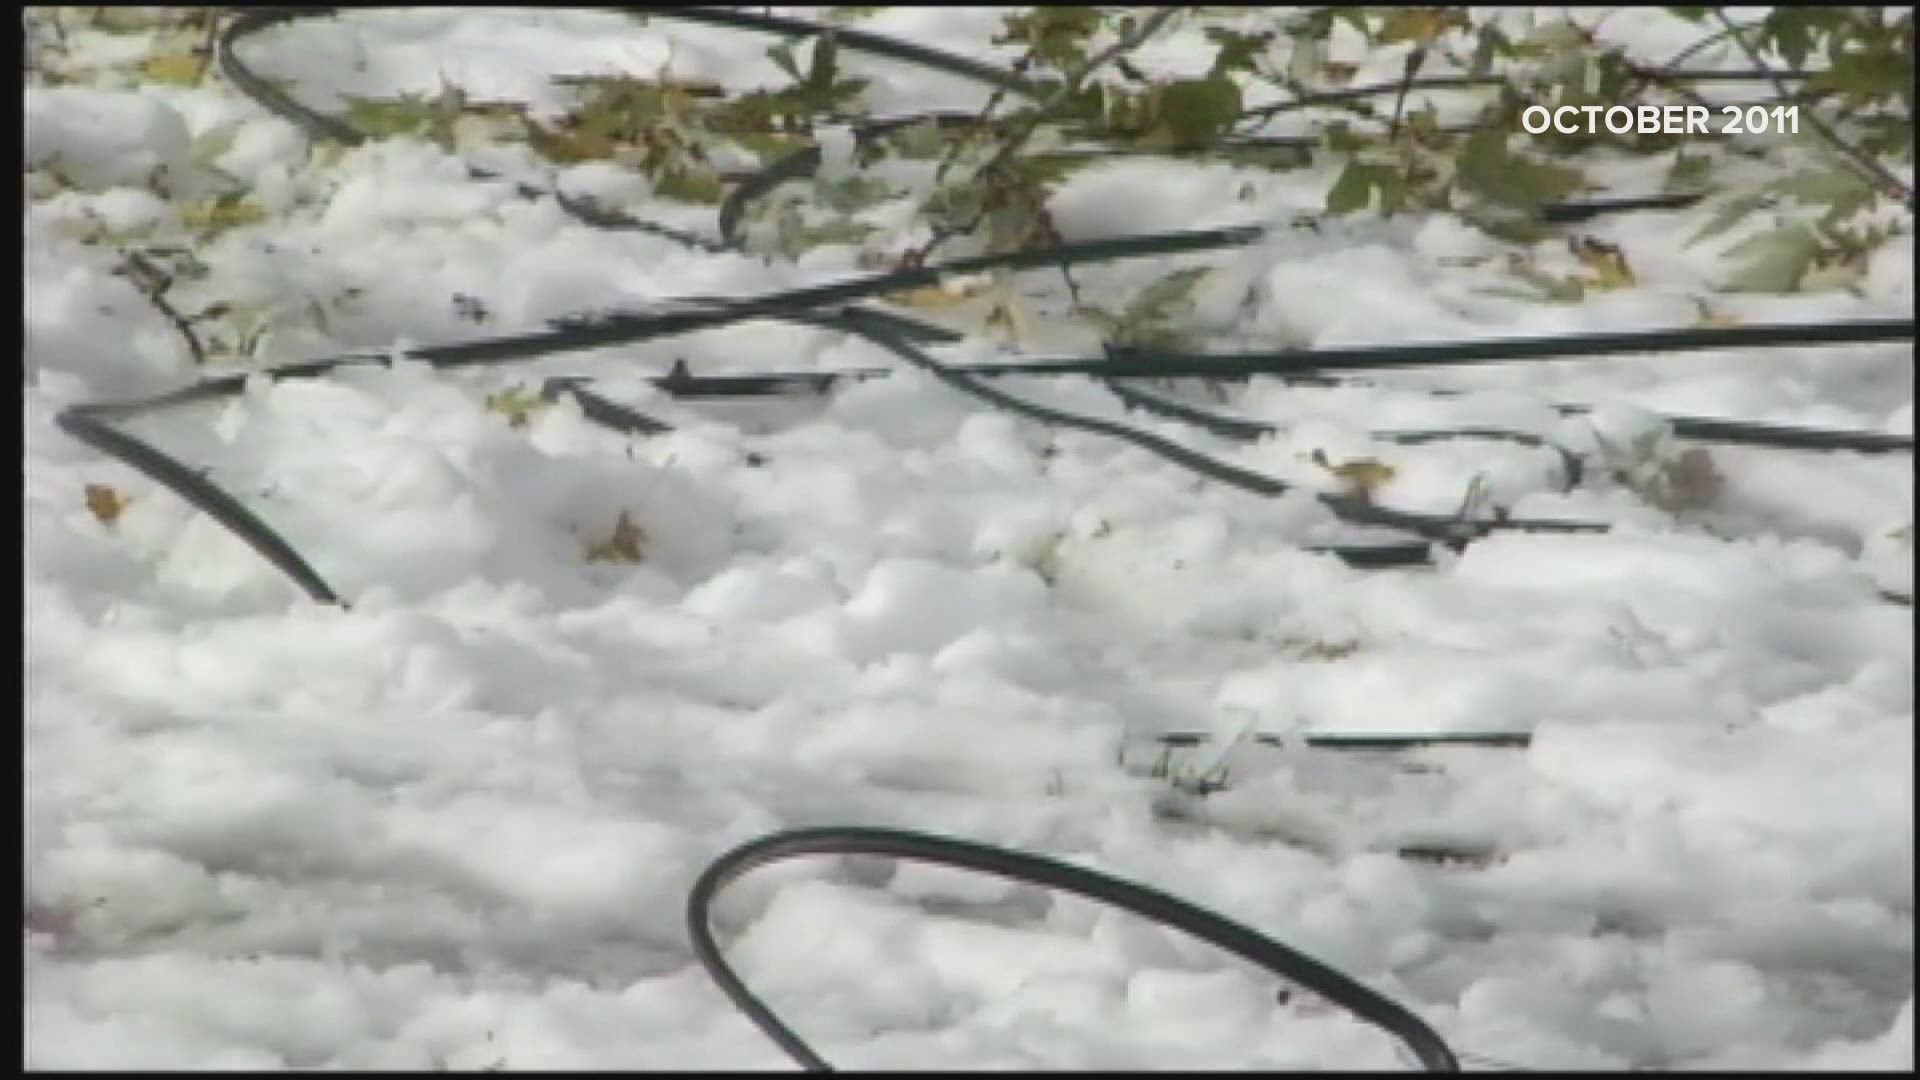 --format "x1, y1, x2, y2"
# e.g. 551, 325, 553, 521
913, 8, 1182, 267
1657, 18, 1743, 76
117, 250, 208, 366
191, 8, 225, 85
1710, 7, 1914, 206
1387, 45, 1424, 143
